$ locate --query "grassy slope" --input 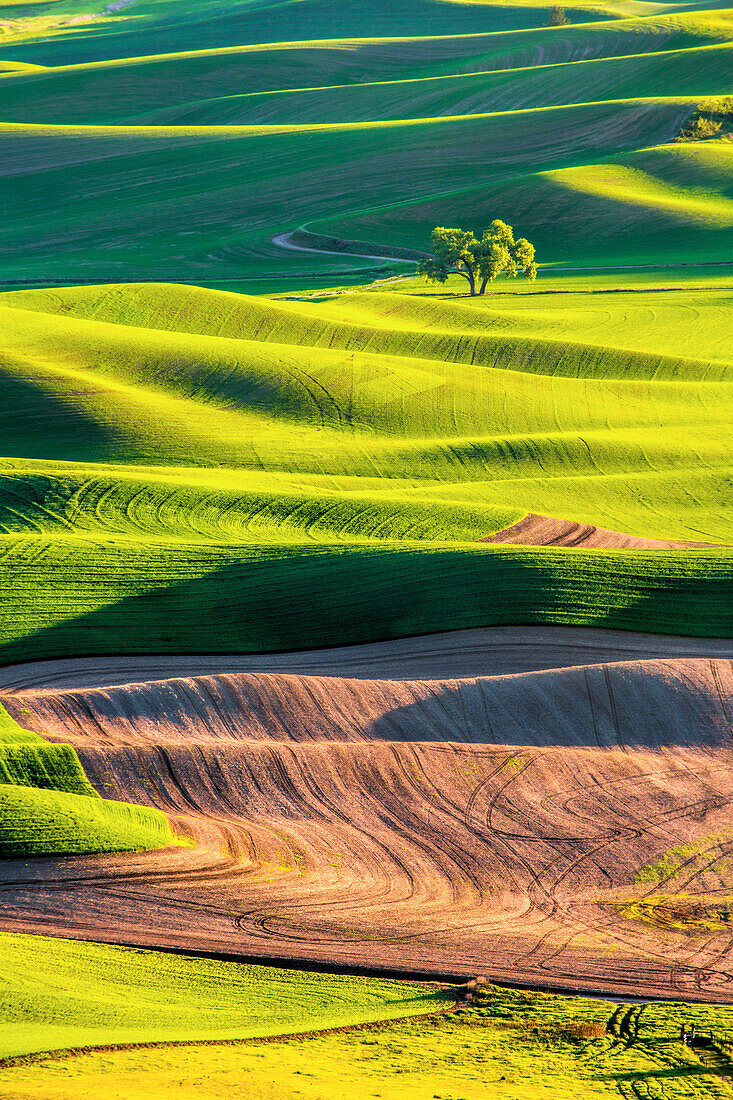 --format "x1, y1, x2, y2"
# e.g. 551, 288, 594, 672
0, 280, 728, 659
0, 99, 696, 283
129, 44, 733, 126
0, 931, 446, 1058
0, 702, 175, 856
8, 974, 733, 1100
0, 784, 175, 856
0, 0, 666, 67
318, 141, 733, 267
0, 700, 106, 798
0, 5, 731, 281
